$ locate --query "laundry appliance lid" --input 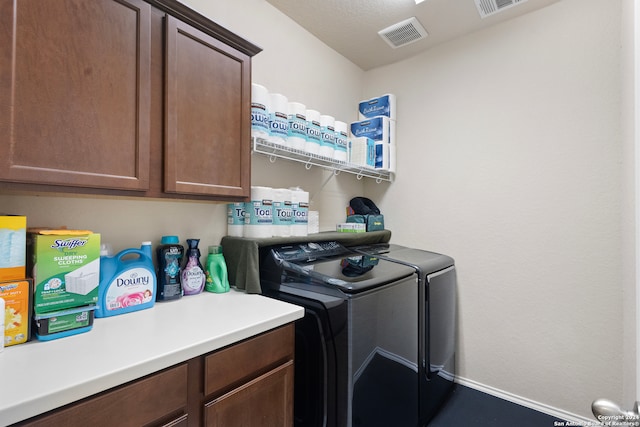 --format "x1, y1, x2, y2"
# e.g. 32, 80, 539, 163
272, 242, 416, 294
